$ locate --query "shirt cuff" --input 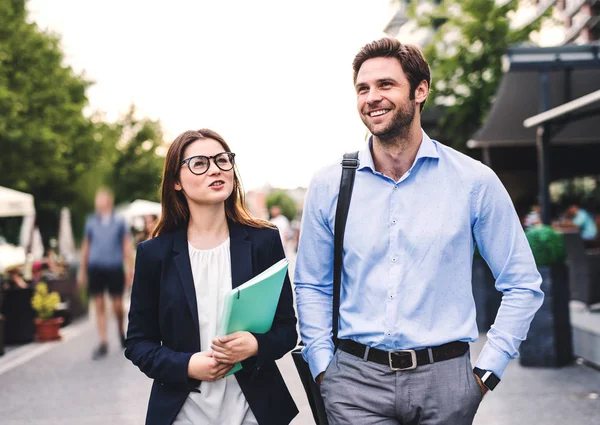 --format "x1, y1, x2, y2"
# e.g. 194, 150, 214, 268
305, 346, 334, 381
474, 342, 511, 378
